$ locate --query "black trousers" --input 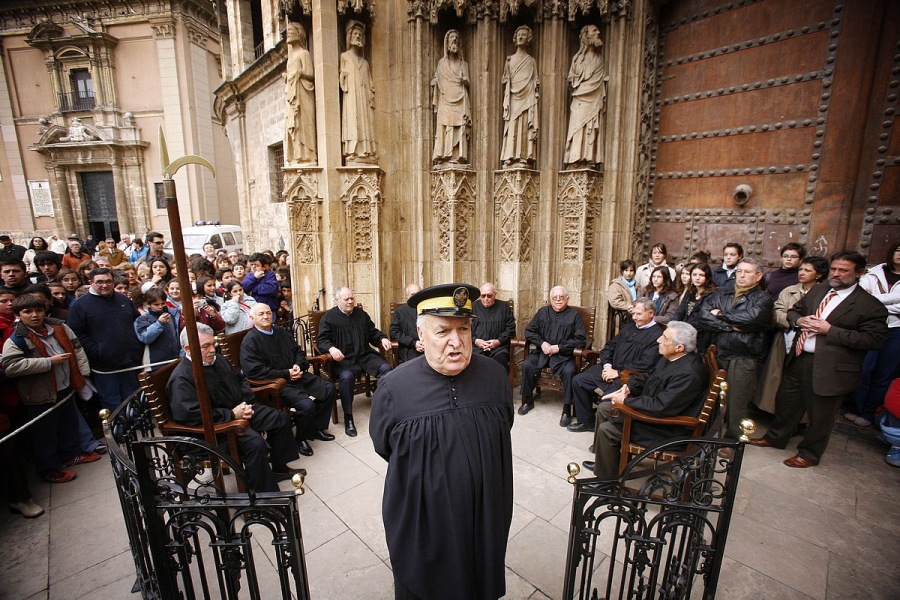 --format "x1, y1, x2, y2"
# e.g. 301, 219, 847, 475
763, 353, 845, 463
280, 373, 336, 439
237, 403, 299, 492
